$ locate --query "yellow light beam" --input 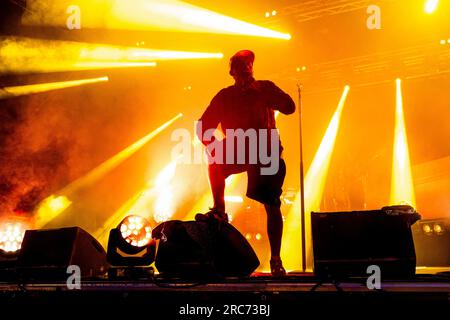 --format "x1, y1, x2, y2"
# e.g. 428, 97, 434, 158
34, 113, 183, 228
0, 76, 109, 100
62, 113, 183, 195
24, 0, 291, 40
425, 0, 439, 14
153, 160, 178, 223
94, 186, 152, 248
0, 37, 222, 74
279, 85, 350, 272
390, 79, 416, 207
34, 195, 73, 229
94, 158, 179, 246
